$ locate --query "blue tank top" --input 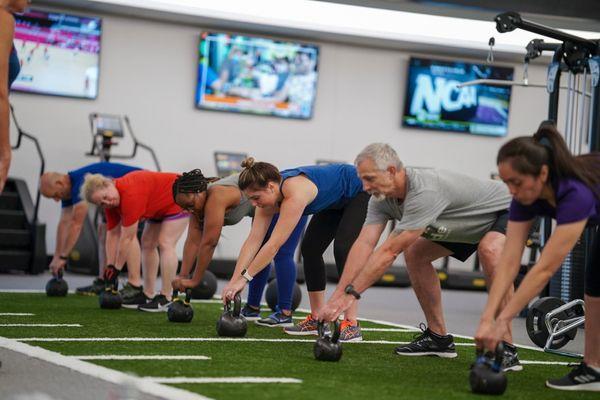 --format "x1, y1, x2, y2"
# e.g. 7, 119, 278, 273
8, 45, 20, 88
280, 164, 364, 215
